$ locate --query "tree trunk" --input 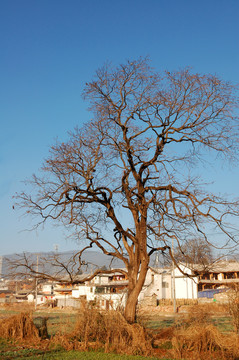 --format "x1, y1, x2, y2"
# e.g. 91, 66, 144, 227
124, 259, 149, 323
124, 290, 139, 324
